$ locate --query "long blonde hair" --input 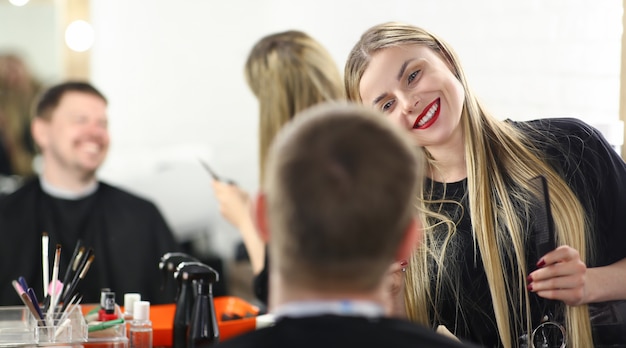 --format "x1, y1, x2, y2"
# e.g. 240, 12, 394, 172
345, 22, 593, 348
244, 30, 345, 184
